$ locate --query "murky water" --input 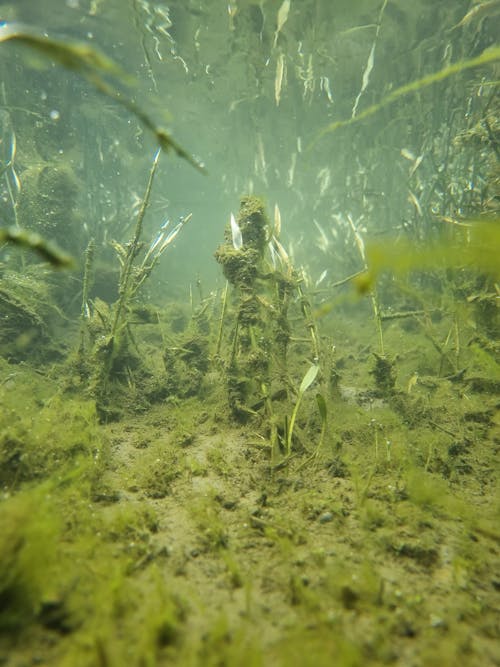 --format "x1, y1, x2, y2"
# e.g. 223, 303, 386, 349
0, 1, 499, 665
